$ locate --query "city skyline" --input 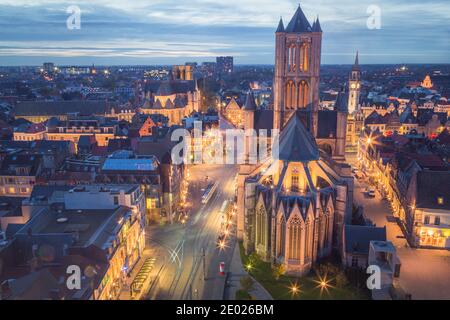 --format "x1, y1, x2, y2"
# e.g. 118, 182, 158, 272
0, 0, 449, 66
0, 1, 449, 304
